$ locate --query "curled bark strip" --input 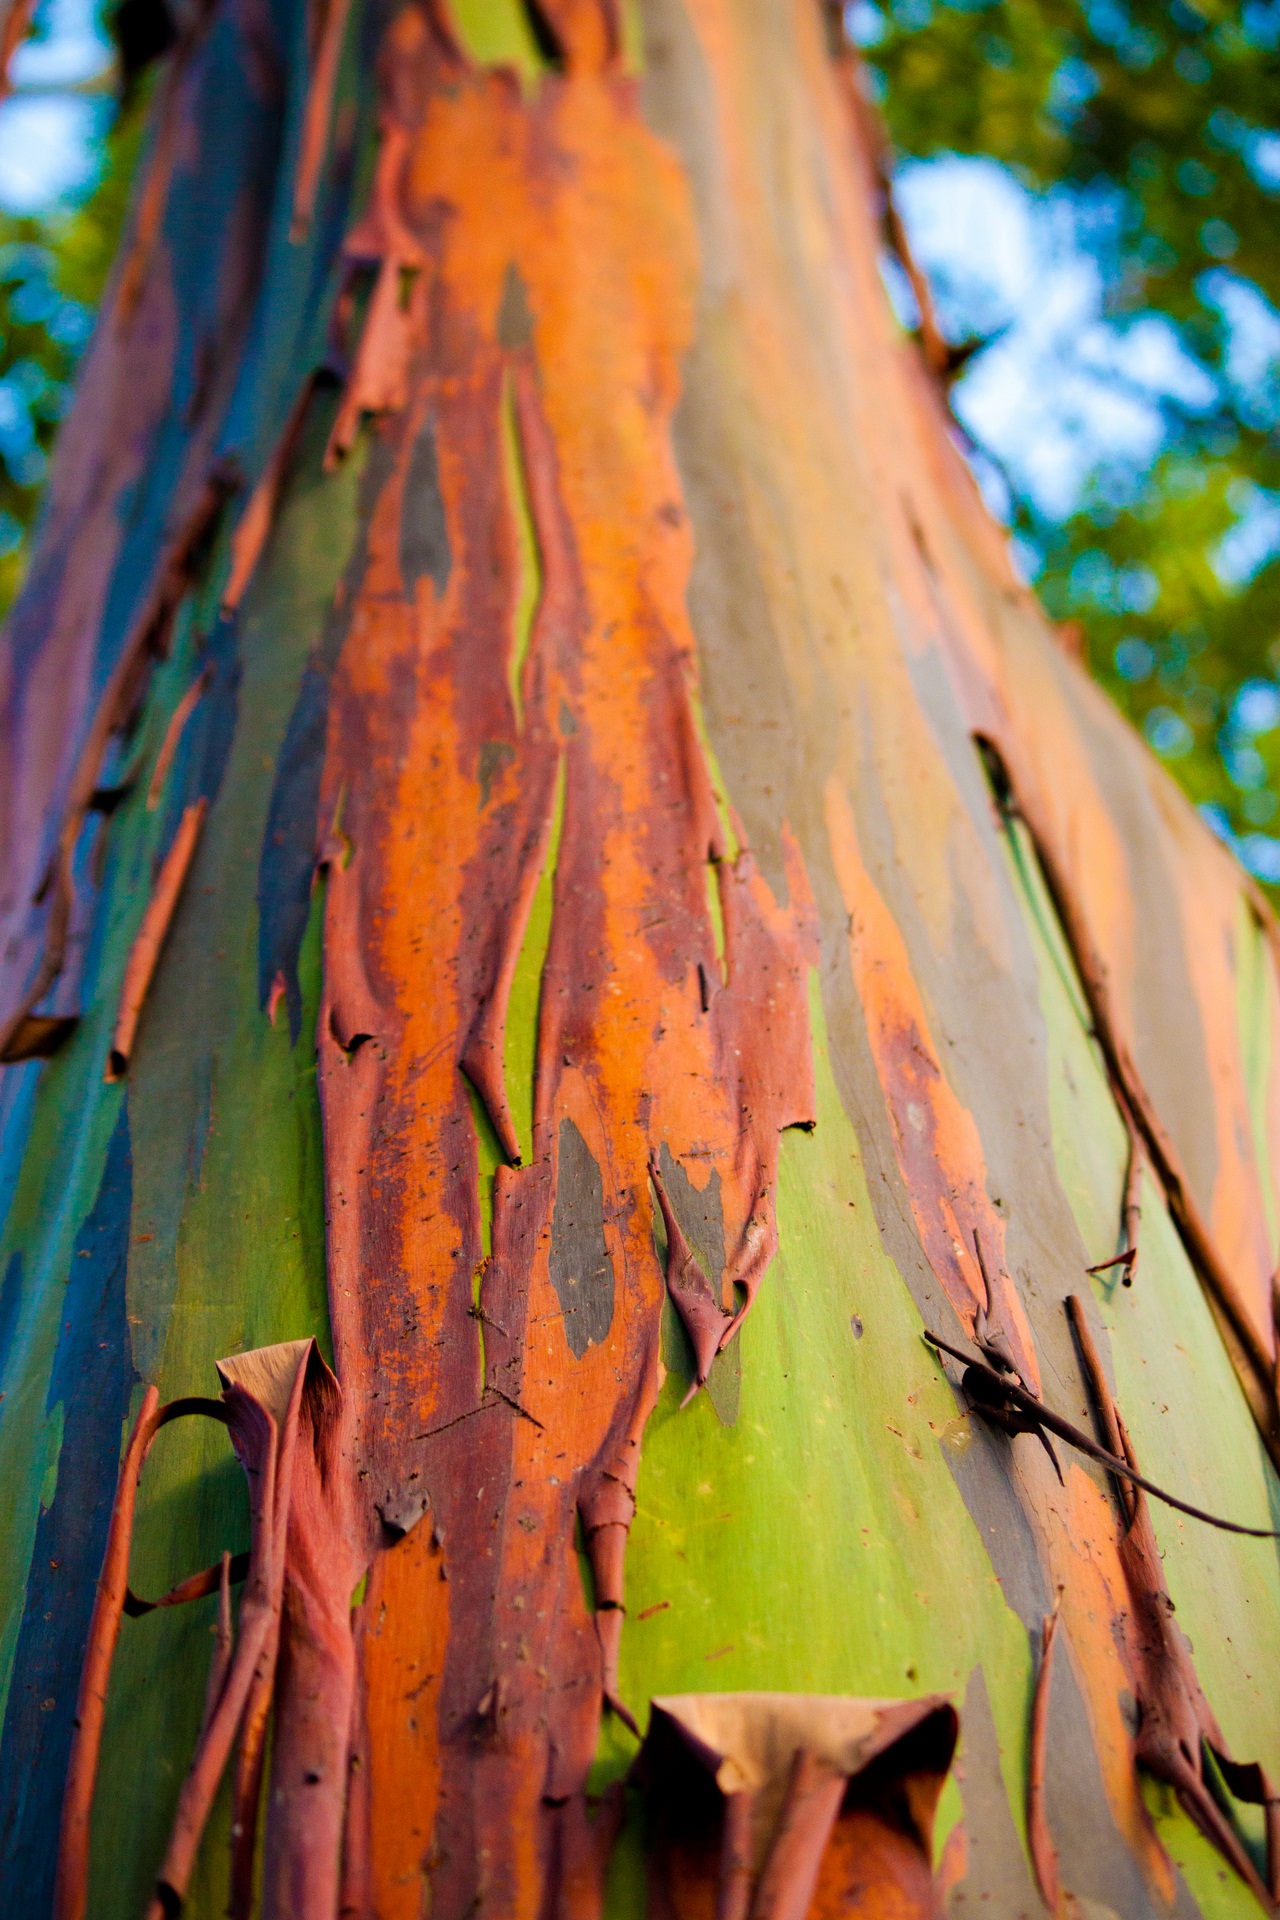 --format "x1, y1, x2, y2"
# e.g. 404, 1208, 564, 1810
719, 1791, 757, 1920
0, 1012, 78, 1062
1086, 1101, 1142, 1288
0, 476, 228, 1070
146, 667, 210, 809
1027, 1602, 1063, 1918
54, 1343, 358, 1920
107, 797, 207, 1080
201, 1553, 235, 1740
291, 0, 354, 238
1067, 1295, 1280, 1909
651, 1152, 730, 1401
116, 57, 187, 326
979, 735, 1280, 1461
925, 1328, 1279, 1537
123, 1547, 250, 1617
637, 1693, 958, 1919
578, 1362, 659, 1734
221, 379, 316, 615
53, 1385, 164, 1920
324, 8, 434, 469
144, 1346, 310, 1920
52, 1390, 230, 1920
750, 1748, 847, 1920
